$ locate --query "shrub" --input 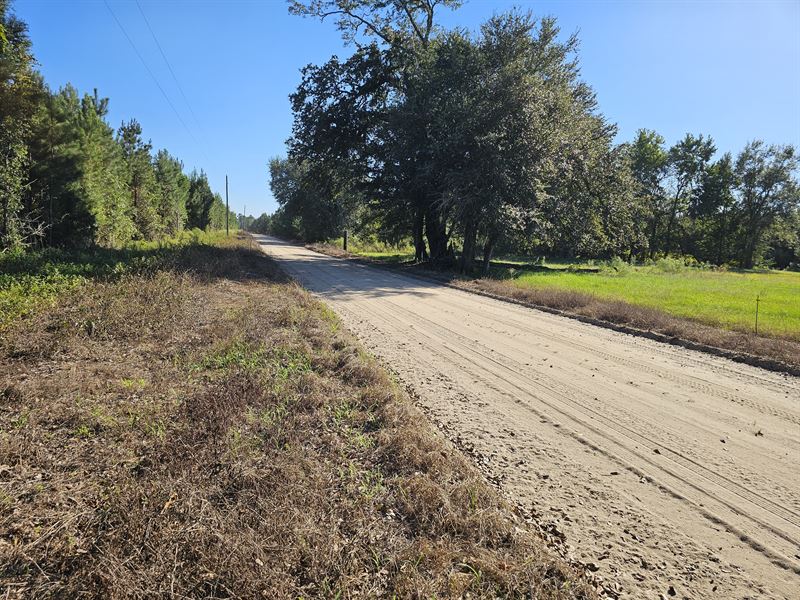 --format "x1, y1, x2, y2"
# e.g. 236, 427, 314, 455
599, 256, 632, 276
653, 257, 686, 273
